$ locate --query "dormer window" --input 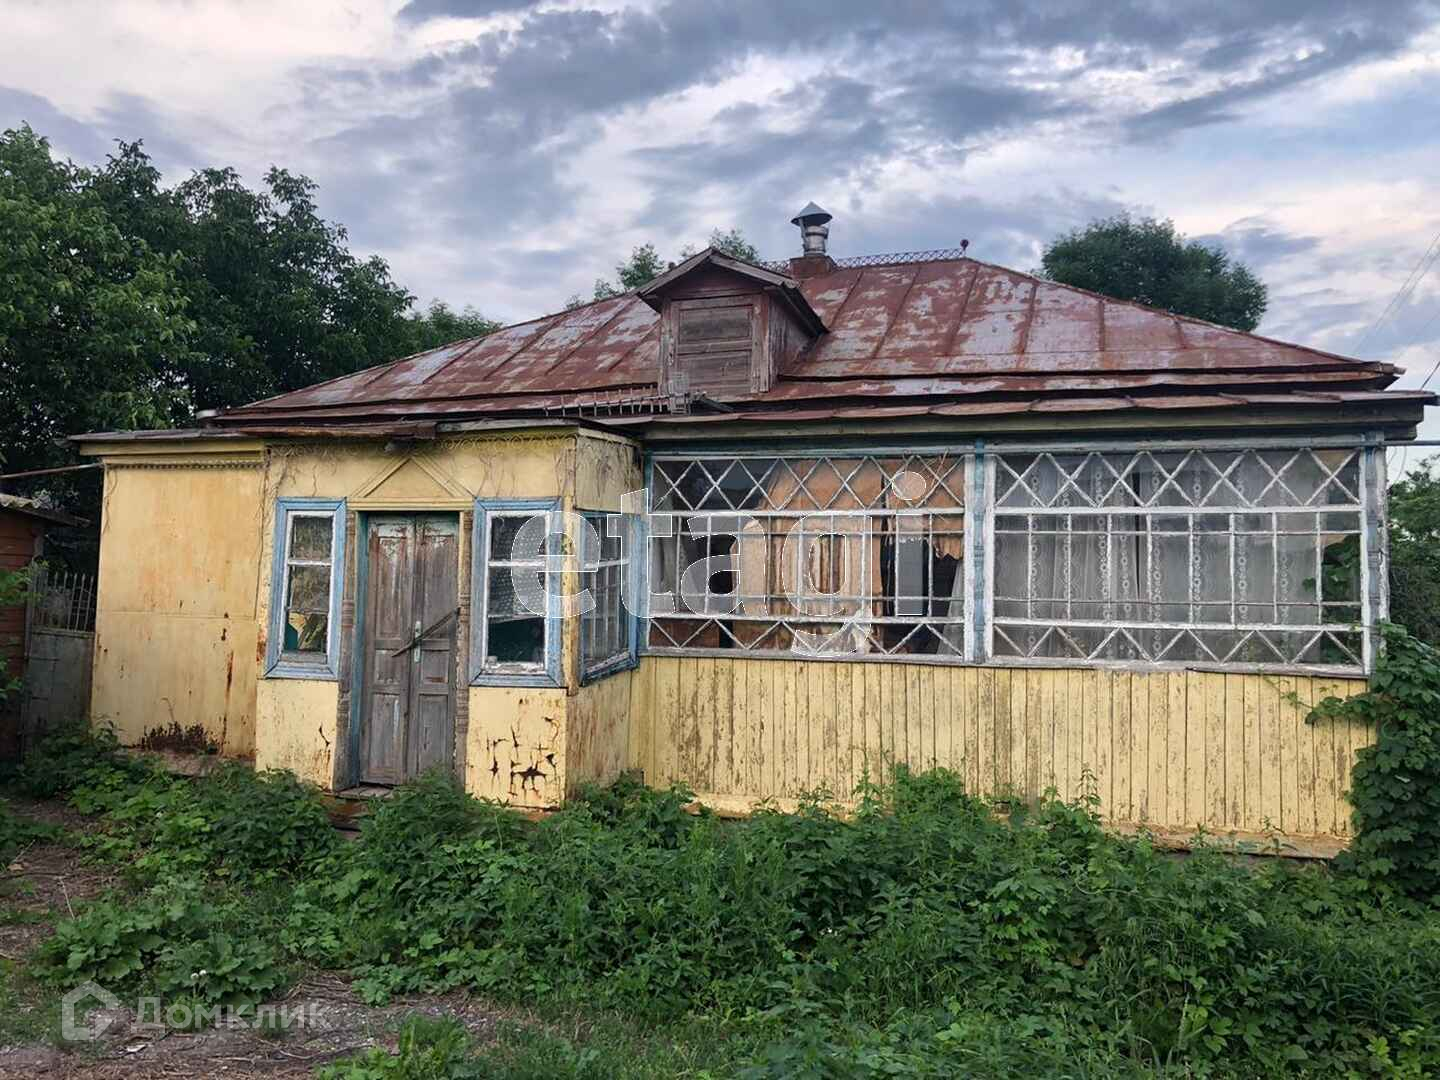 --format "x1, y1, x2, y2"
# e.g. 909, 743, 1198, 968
637, 248, 826, 403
